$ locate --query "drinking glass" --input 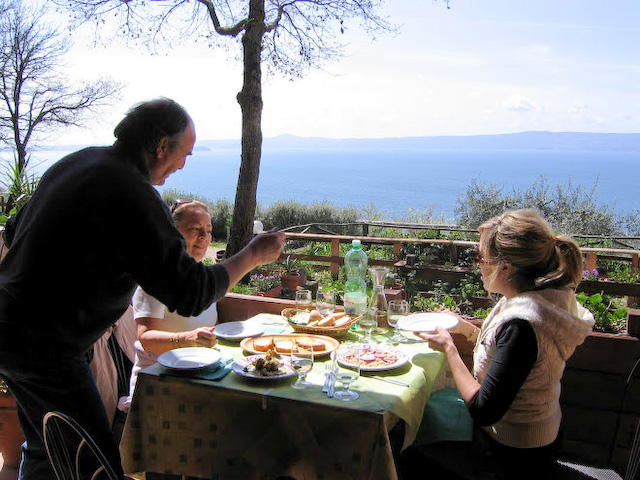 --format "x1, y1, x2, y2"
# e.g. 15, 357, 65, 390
334, 345, 360, 401
316, 288, 336, 316
290, 341, 314, 389
295, 289, 312, 313
387, 299, 410, 342
359, 306, 378, 343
